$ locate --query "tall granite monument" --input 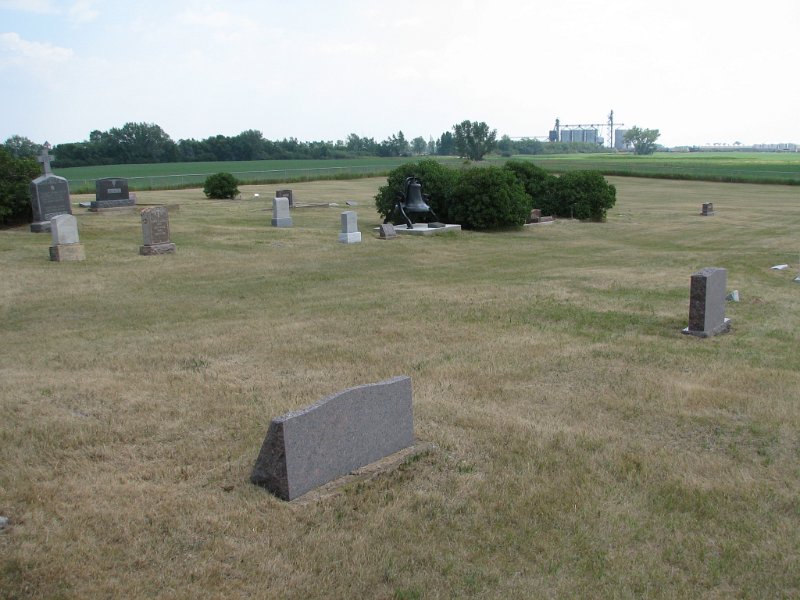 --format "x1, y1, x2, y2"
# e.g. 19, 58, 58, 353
29, 143, 72, 233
